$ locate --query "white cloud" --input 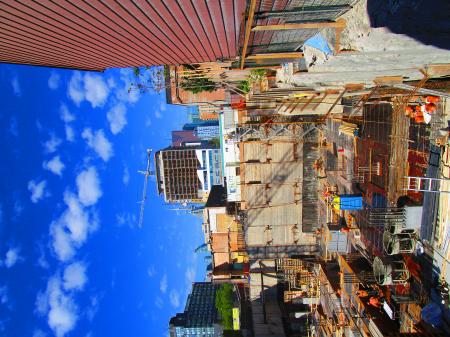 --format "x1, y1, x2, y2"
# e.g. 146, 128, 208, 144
107, 77, 116, 88
107, 103, 127, 135
65, 125, 75, 142
160, 274, 168, 294
36, 276, 78, 337
50, 192, 98, 262
154, 296, 163, 309
147, 265, 156, 278
43, 156, 65, 176
81, 128, 113, 162
86, 296, 99, 321
59, 104, 76, 142
84, 73, 109, 108
28, 180, 48, 203
4, 247, 22, 268
63, 193, 97, 244
33, 329, 47, 337
9, 117, 18, 137
44, 134, 62, 154
63, 262, 87, 291
37, 244, 50, 270
169, 289, 180, 308
0, 286, 8, 304
145, 117, 152, 127
76, 167, 102, 207
36, 120, 44, 132
122, 166, 129, 186
185, 267, 195, 285
48, 72, 61, 90
116, 68, 140, 104
67, 72, 84, 106
50, 224, 75, 263
154, 110, 162, 119
59, 104, 75, 123
13, 199, 23, 218
11, 77, 21, 96
67, 72, 109, 108
115, 212, 136, 228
